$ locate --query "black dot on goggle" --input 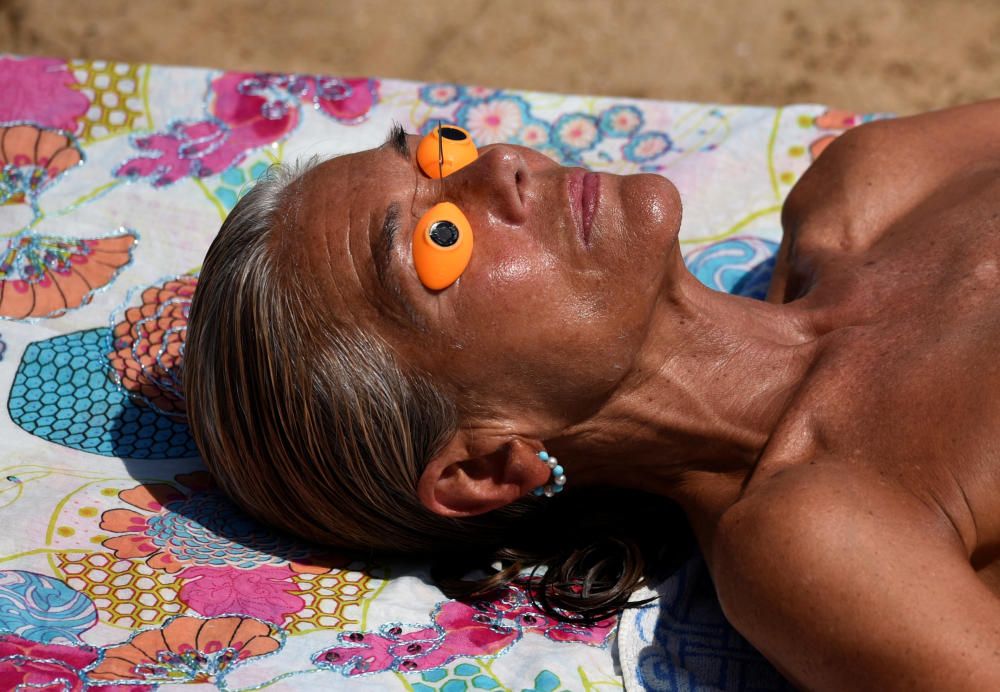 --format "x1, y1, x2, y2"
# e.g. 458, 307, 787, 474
429, 220, 460, 247
439, 126, 467, 141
